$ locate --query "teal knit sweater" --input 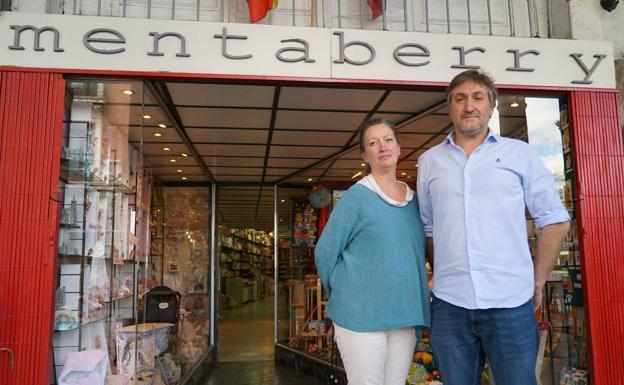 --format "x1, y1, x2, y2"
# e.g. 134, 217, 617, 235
315, 184, 431, 332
